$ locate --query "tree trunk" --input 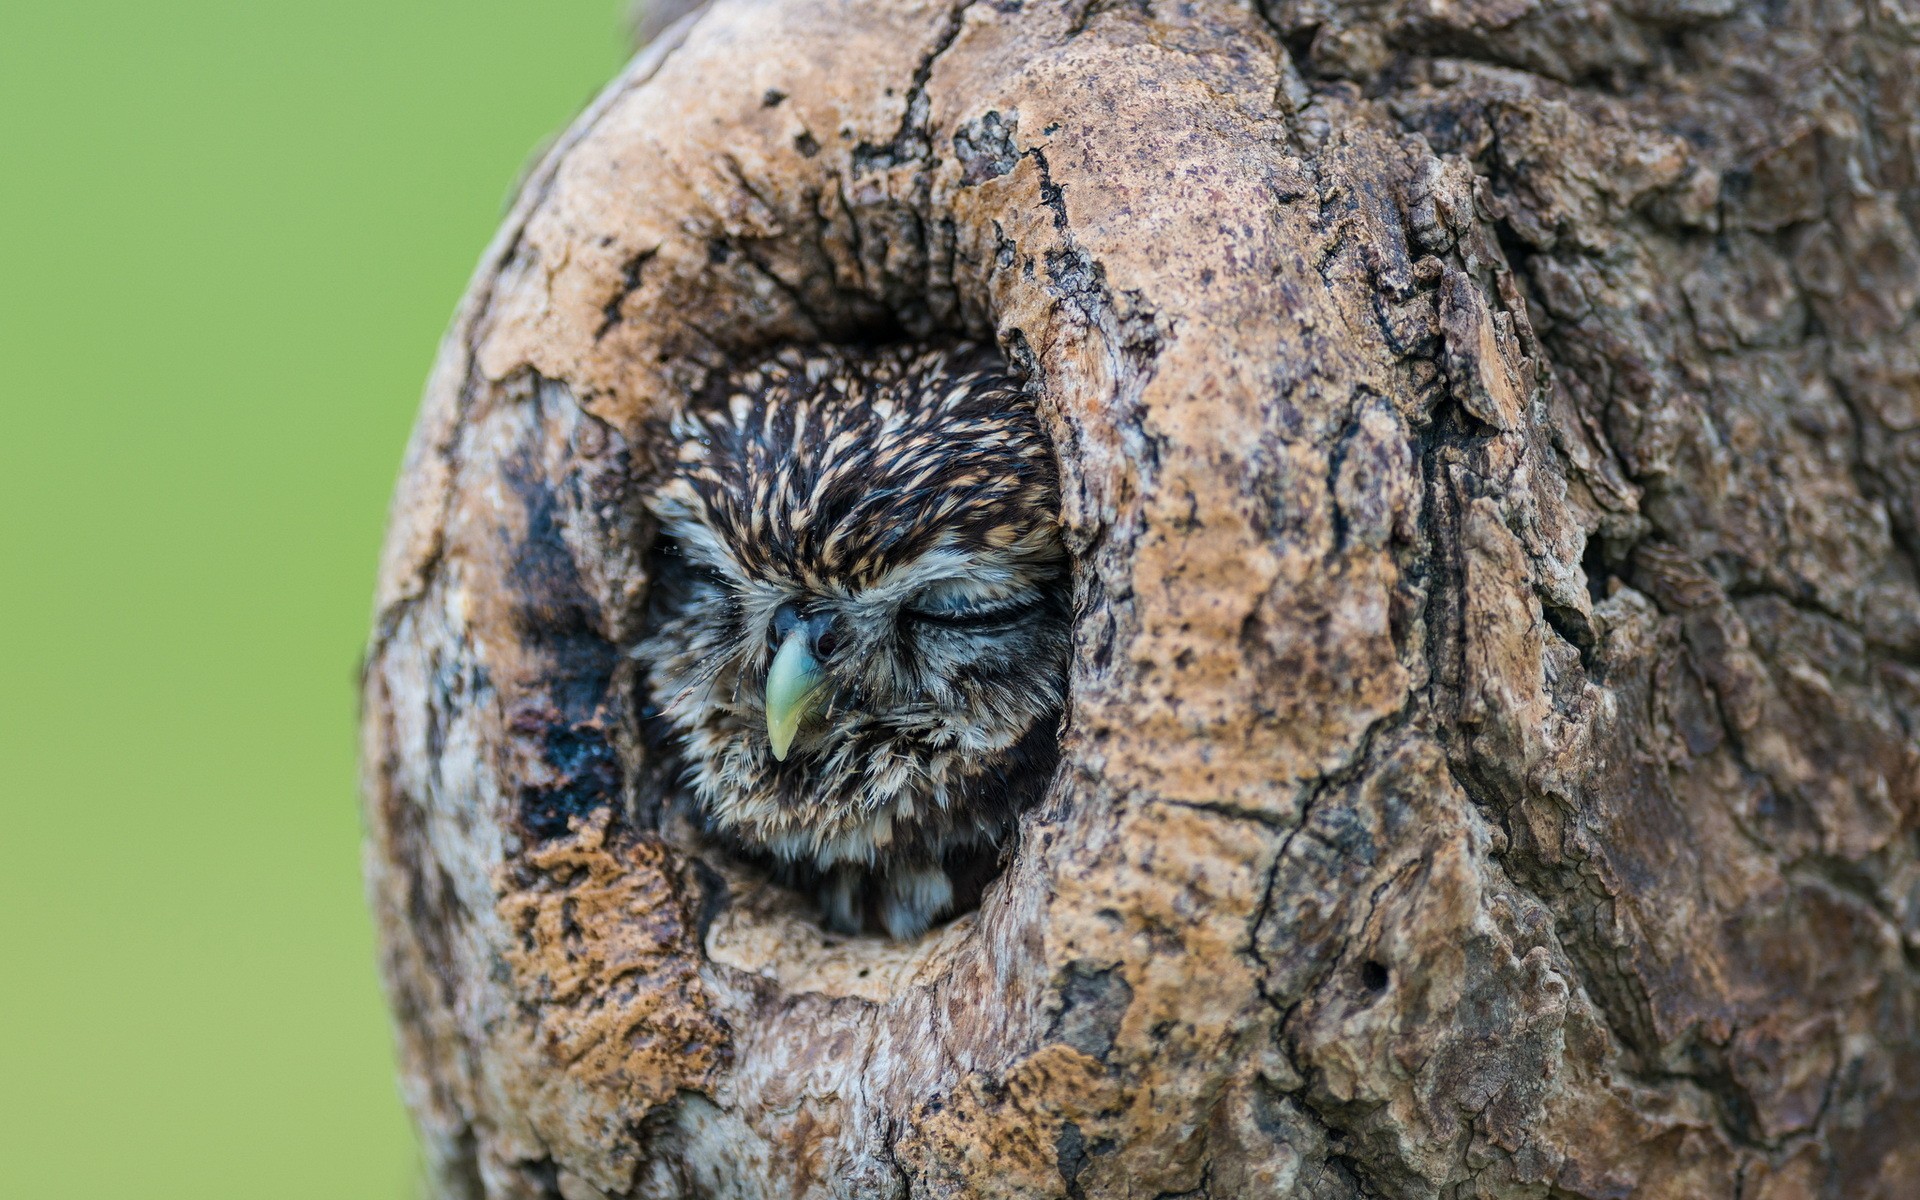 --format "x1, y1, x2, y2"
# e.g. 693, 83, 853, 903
360, 0, 1920, 1195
